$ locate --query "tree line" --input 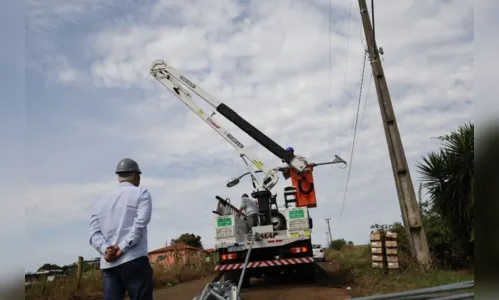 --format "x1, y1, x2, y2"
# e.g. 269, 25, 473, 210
33, 233, 206, 273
